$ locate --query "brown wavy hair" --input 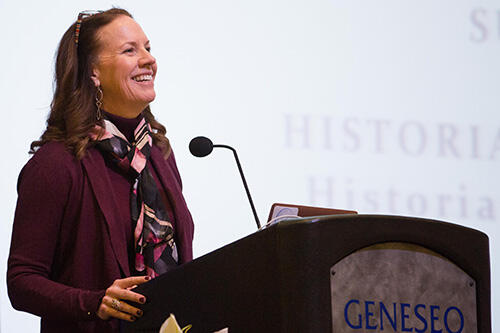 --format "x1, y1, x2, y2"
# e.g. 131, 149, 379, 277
30, 8, 170, 159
